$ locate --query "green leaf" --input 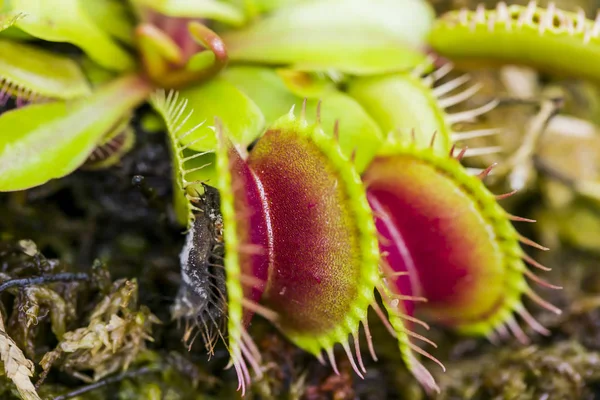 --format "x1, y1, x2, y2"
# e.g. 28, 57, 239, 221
0, 75, 152, 191
9, 0, 135, 71
223, 66, 383, 171
348, 73, 452, 156
79, 56, 120, 88
0, 38, 91, 100
222, 65, 297, 125
276, 68, 336, 98
174, 77, 266, 151
222, 0, 435, 74
131, 0, 245, 26
79, 0, 135, 45
223, 0, 305, 19
244, 0, 305, 14
295, 92, 384, 173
